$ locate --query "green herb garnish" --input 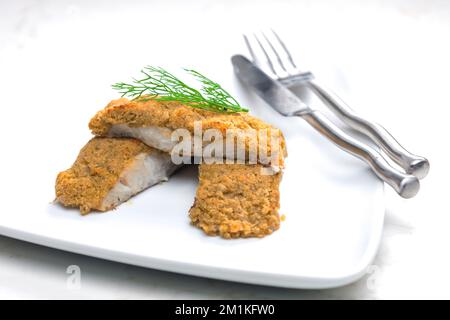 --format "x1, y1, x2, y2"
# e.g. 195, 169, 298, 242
112, 66, 248, 113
